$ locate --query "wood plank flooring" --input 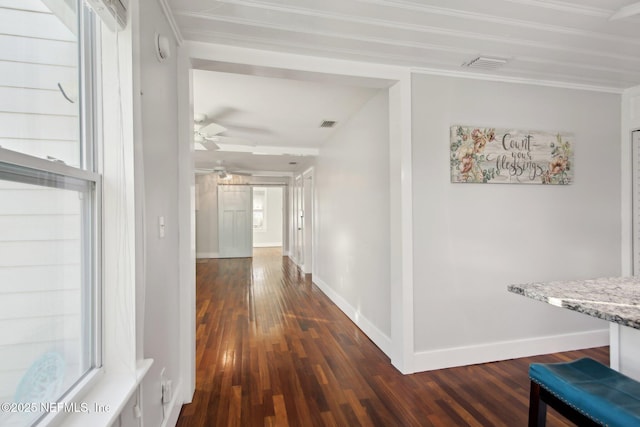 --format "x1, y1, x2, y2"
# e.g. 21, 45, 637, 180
177, 247, 609, 427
